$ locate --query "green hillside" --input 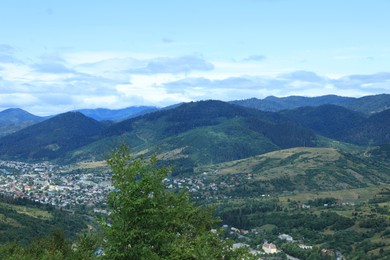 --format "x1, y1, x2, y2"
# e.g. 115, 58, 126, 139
0, 112, 106, 160
0, 196, 89, 245
345, 108, 390, 145
196, 147, 390, 196
280, 105, 390, 146
2, 99, 390, 173
70, 101, 319, 167
280, 104, 366, 139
